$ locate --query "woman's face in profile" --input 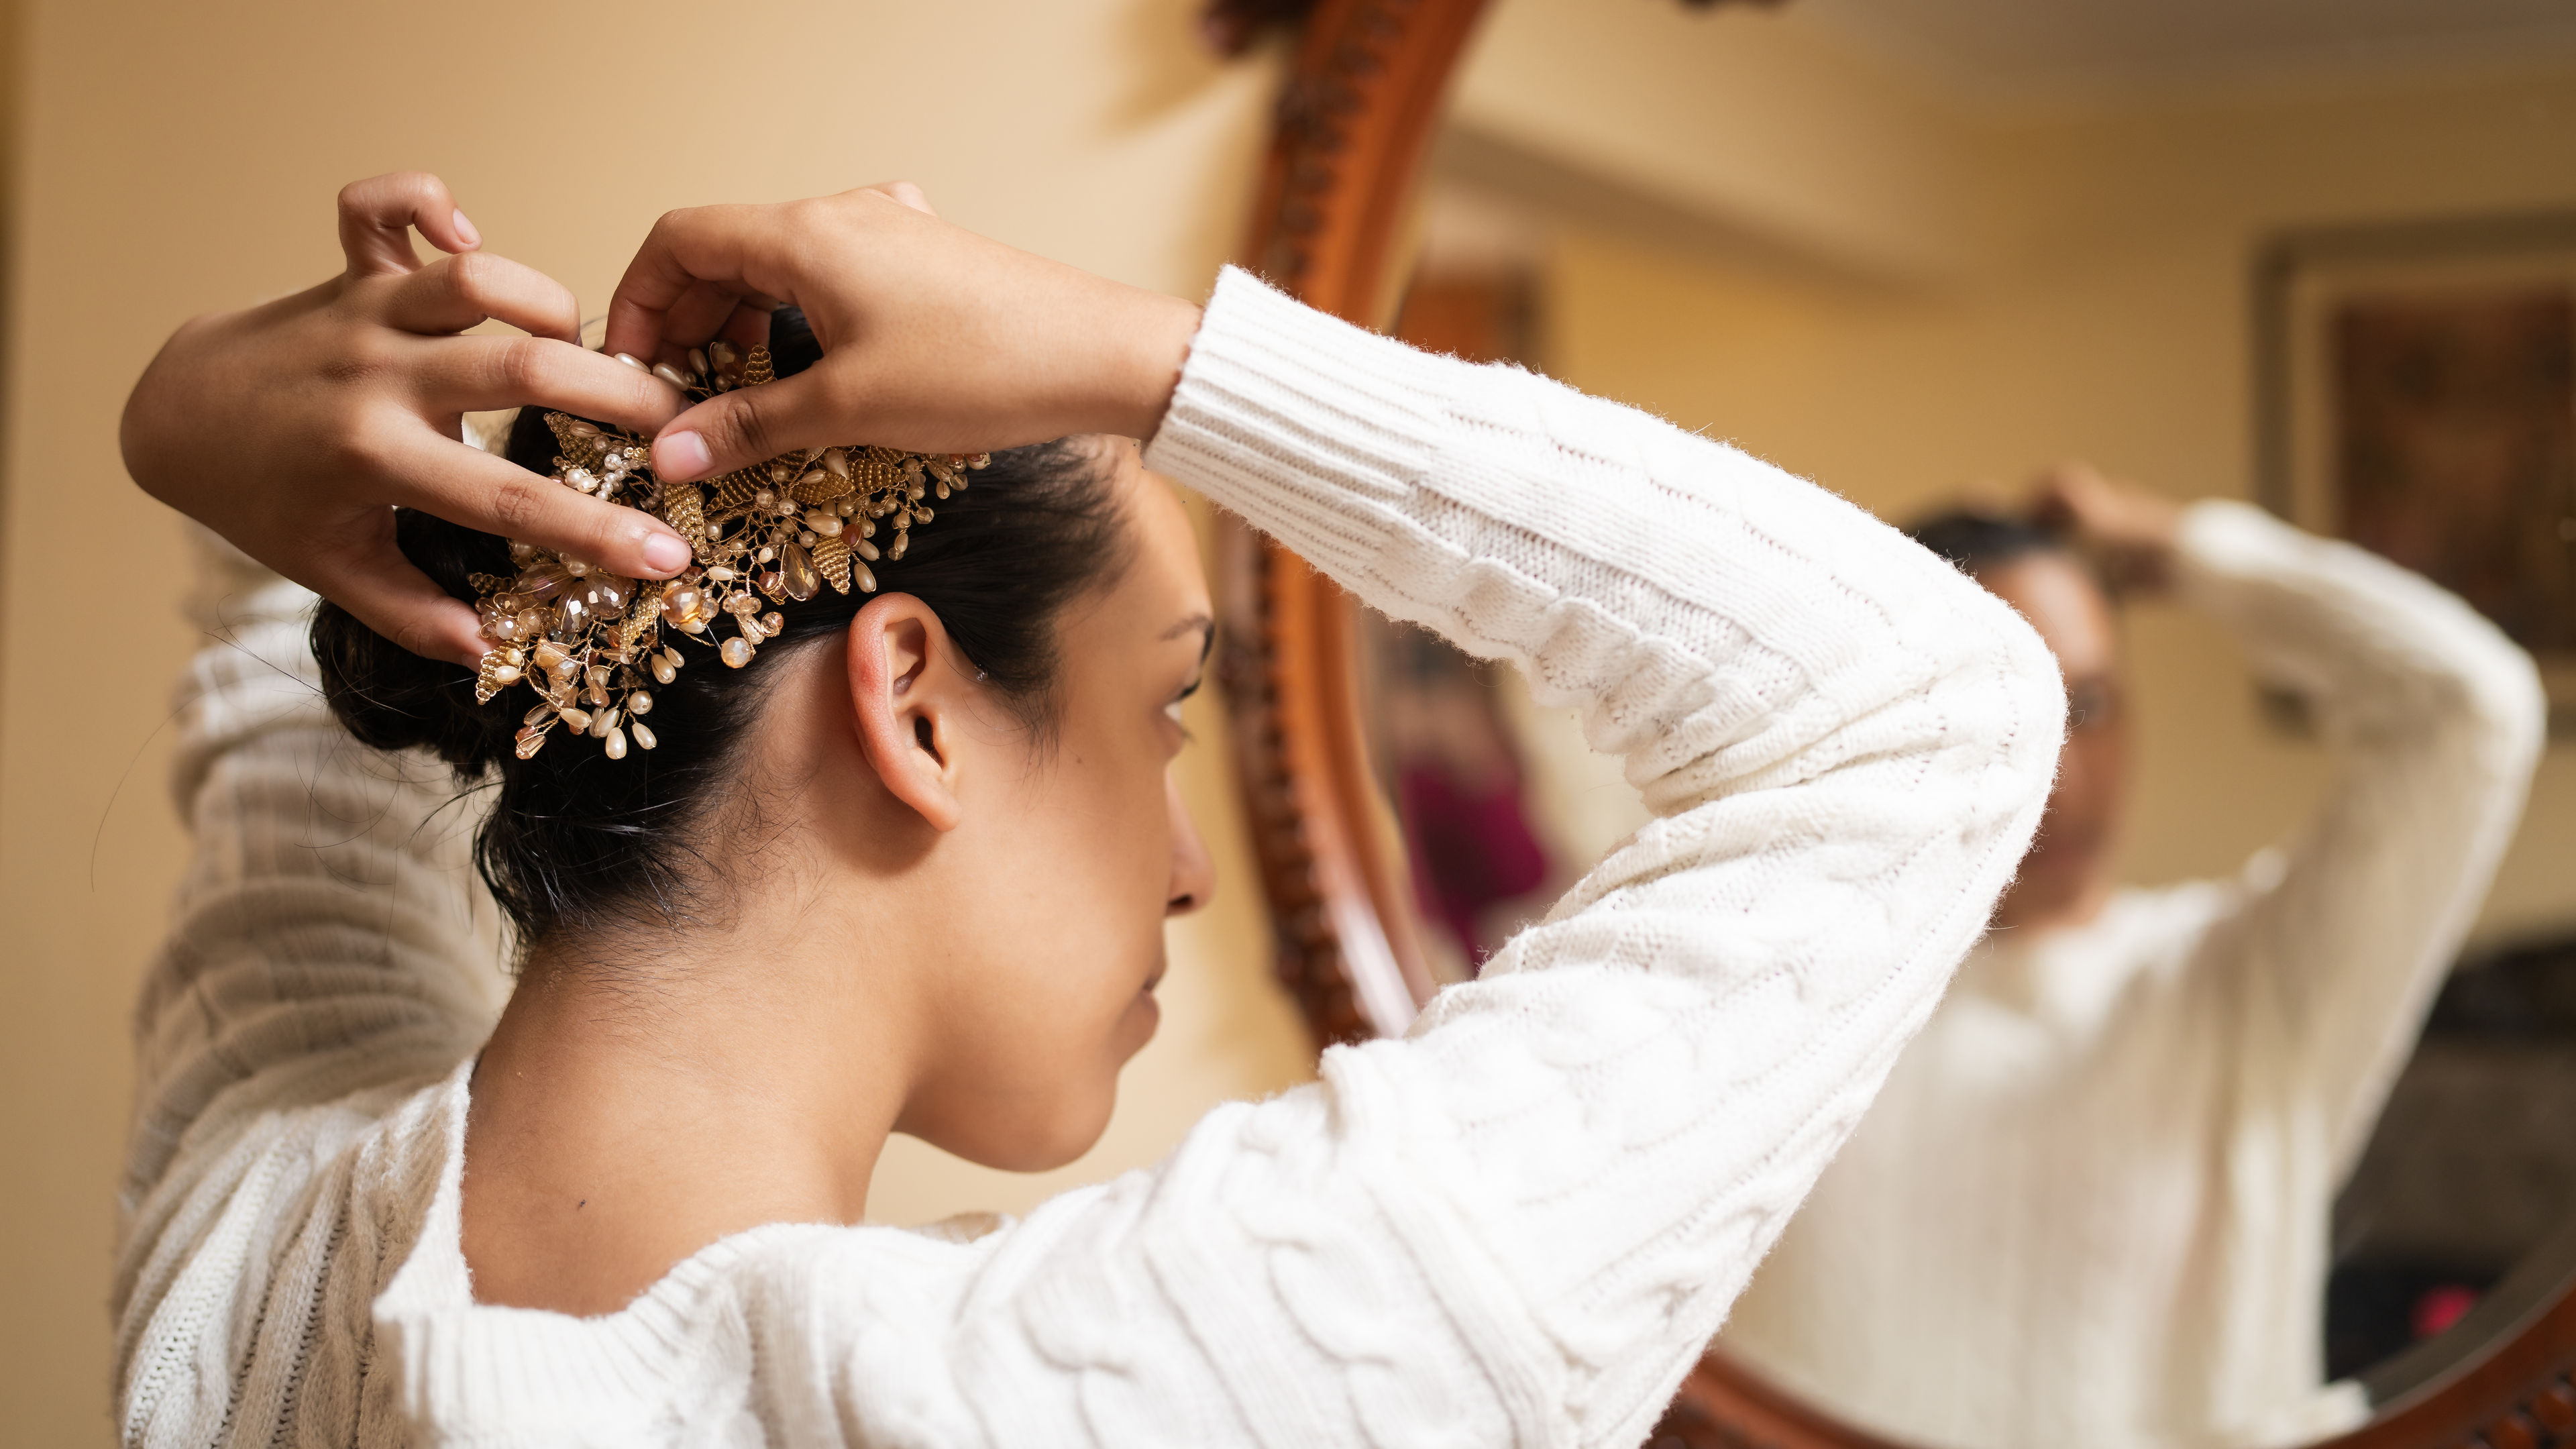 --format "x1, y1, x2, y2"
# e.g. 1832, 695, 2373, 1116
891, 443, 1219, 1173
